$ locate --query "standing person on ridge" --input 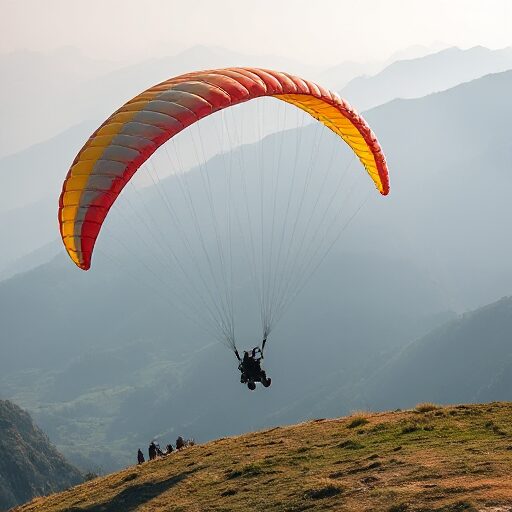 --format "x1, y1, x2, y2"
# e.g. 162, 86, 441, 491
148, 441, 157, 461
